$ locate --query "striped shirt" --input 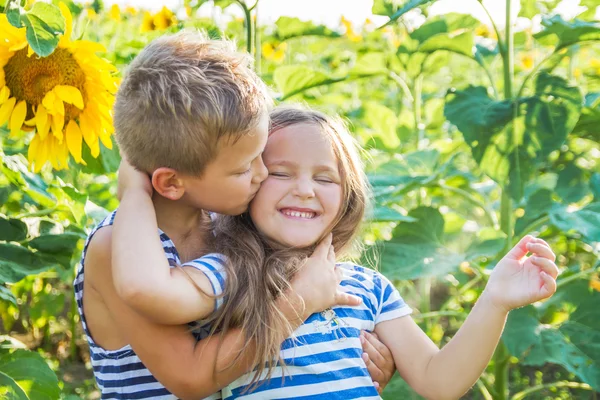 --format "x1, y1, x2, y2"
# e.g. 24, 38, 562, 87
74, 210, 224, 400
212, 262, 412, 399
